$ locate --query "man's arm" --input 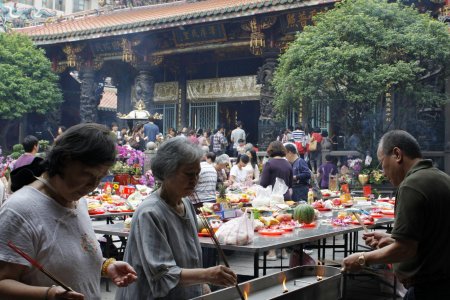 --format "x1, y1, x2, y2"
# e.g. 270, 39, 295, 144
342, 237, 418, 272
